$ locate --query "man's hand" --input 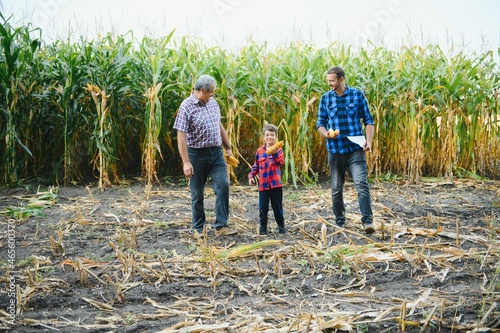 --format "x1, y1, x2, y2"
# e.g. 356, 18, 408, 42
183, 162, 194, 178
226, 155, 239, 167
327, 129, 340, 138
